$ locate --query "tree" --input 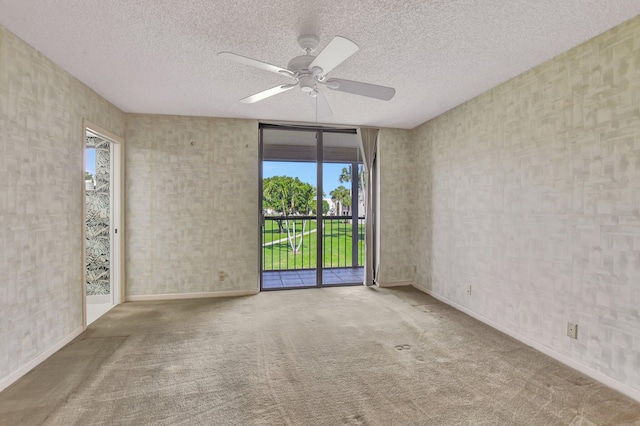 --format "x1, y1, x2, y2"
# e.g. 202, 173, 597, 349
295, 182, 315, 215
339, 165, 365, 191
263, 175, 317, 253
322, 200, 330, 215
330, 185, 351, 216
338, 166, 351, 185
338, 164, 366, 214
263, 176, 316, 216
